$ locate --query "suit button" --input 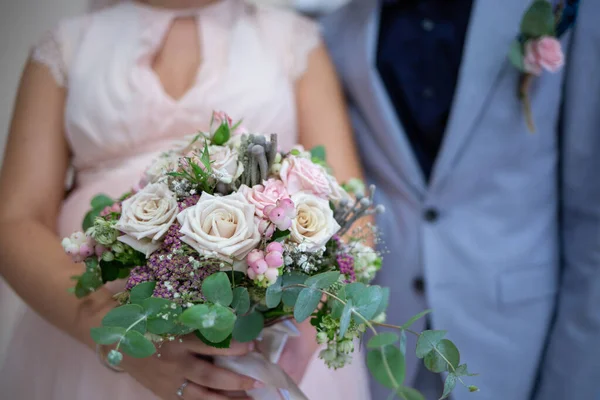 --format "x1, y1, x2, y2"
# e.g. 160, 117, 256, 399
413, 277, 425, 294
423, 208, 439, 222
